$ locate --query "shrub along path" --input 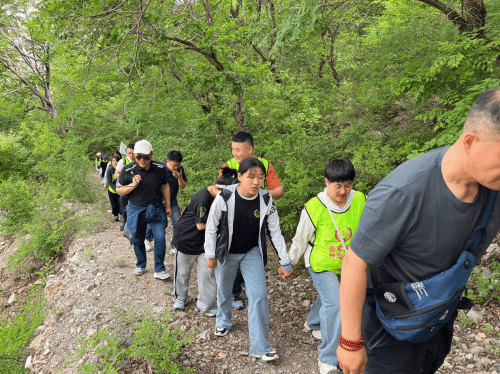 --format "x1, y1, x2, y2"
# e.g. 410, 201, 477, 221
20, 185, 500, 374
